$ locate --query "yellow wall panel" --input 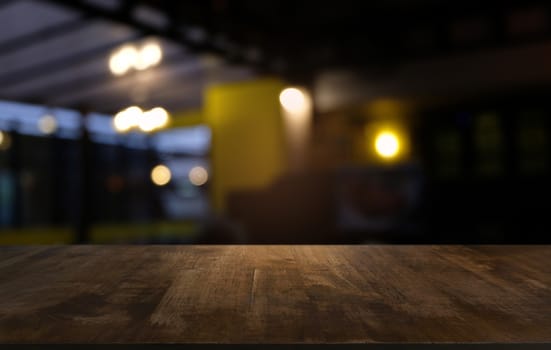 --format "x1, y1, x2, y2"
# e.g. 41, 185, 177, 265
205, 78, 287, 211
